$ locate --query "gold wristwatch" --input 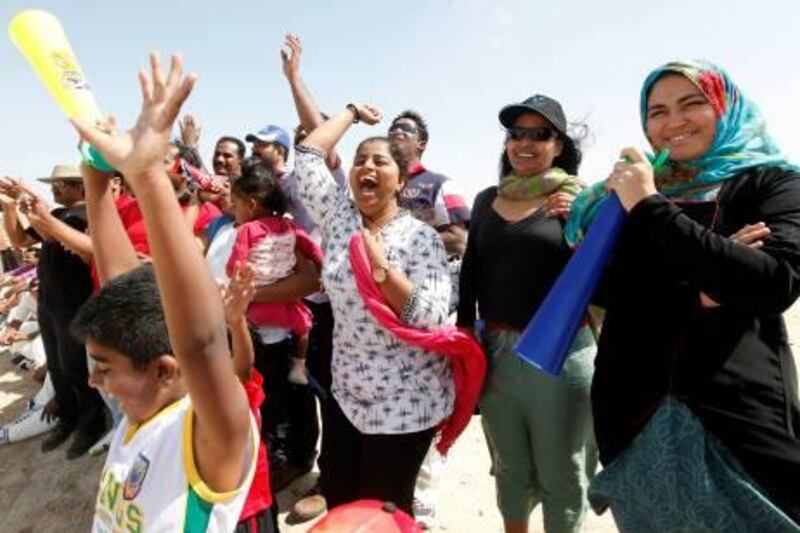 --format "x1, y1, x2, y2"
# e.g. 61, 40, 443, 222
372, 262, 390, 284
